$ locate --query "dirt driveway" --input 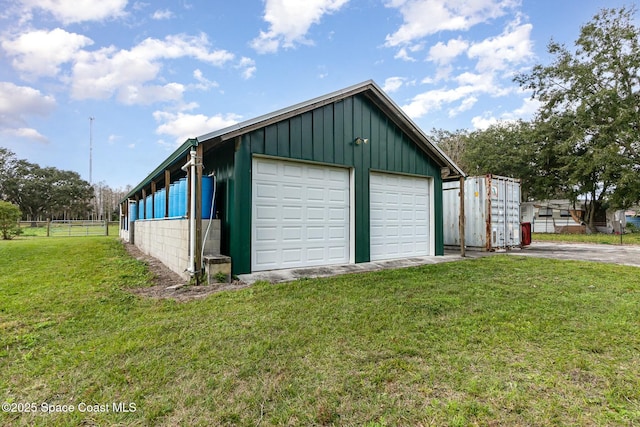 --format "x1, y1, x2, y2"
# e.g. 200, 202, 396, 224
509, 241, 640, 268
